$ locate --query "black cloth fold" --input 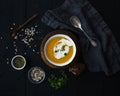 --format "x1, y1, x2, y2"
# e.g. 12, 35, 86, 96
41, 0, 120, 76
